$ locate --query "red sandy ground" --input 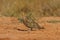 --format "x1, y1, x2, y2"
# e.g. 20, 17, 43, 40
0, 17, 59, 40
